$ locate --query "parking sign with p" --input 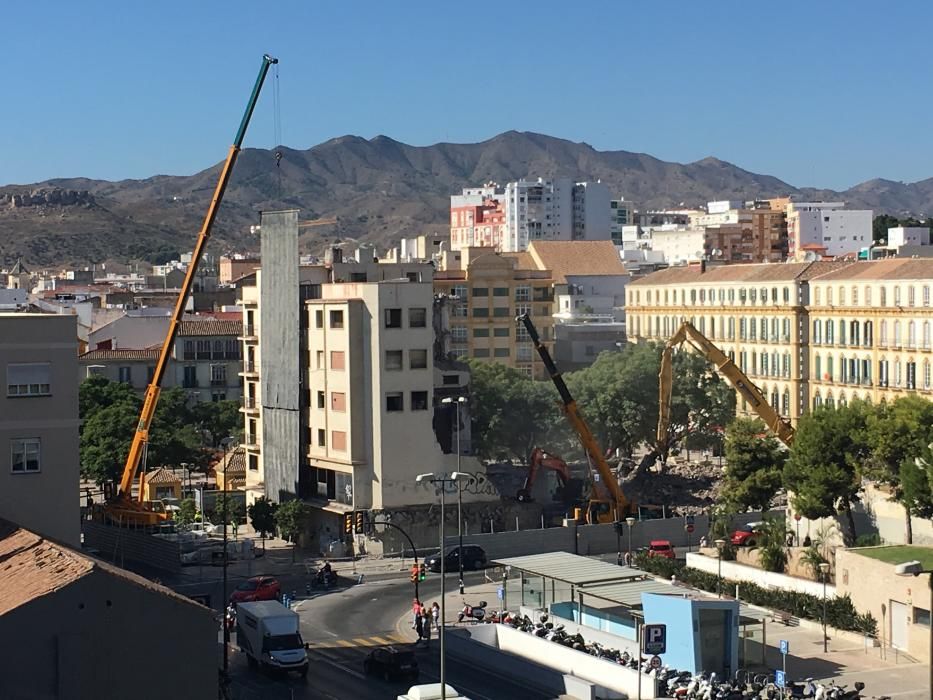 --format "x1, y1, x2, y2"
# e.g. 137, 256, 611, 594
641, 623, 667, 655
